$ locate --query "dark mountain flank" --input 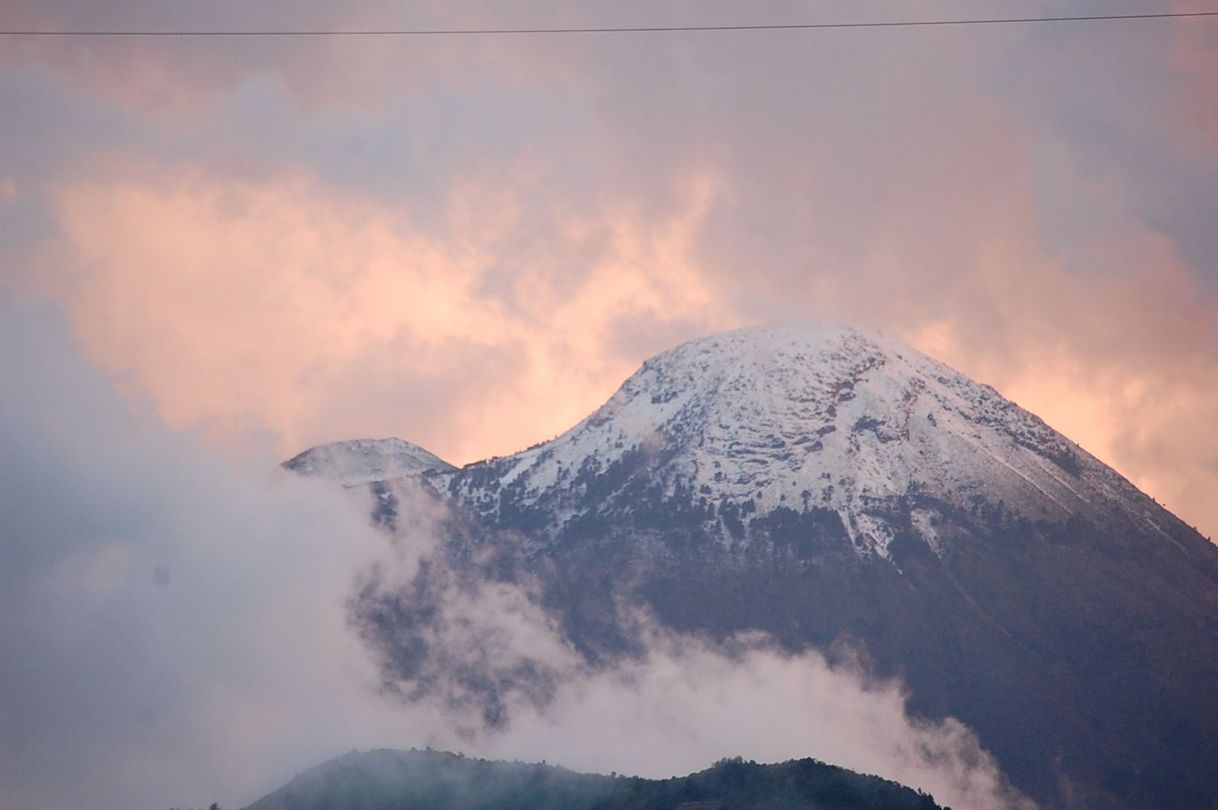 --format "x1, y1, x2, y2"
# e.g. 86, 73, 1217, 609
244, 749, 945, 810
292, 325, 1218, 810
